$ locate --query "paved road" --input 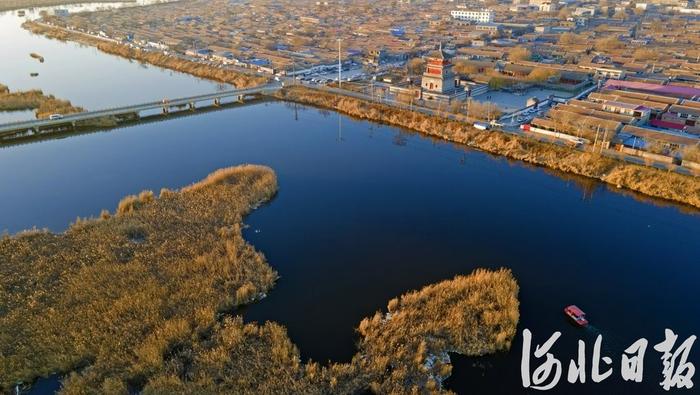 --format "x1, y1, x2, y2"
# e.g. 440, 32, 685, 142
0, 83, 280, 136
